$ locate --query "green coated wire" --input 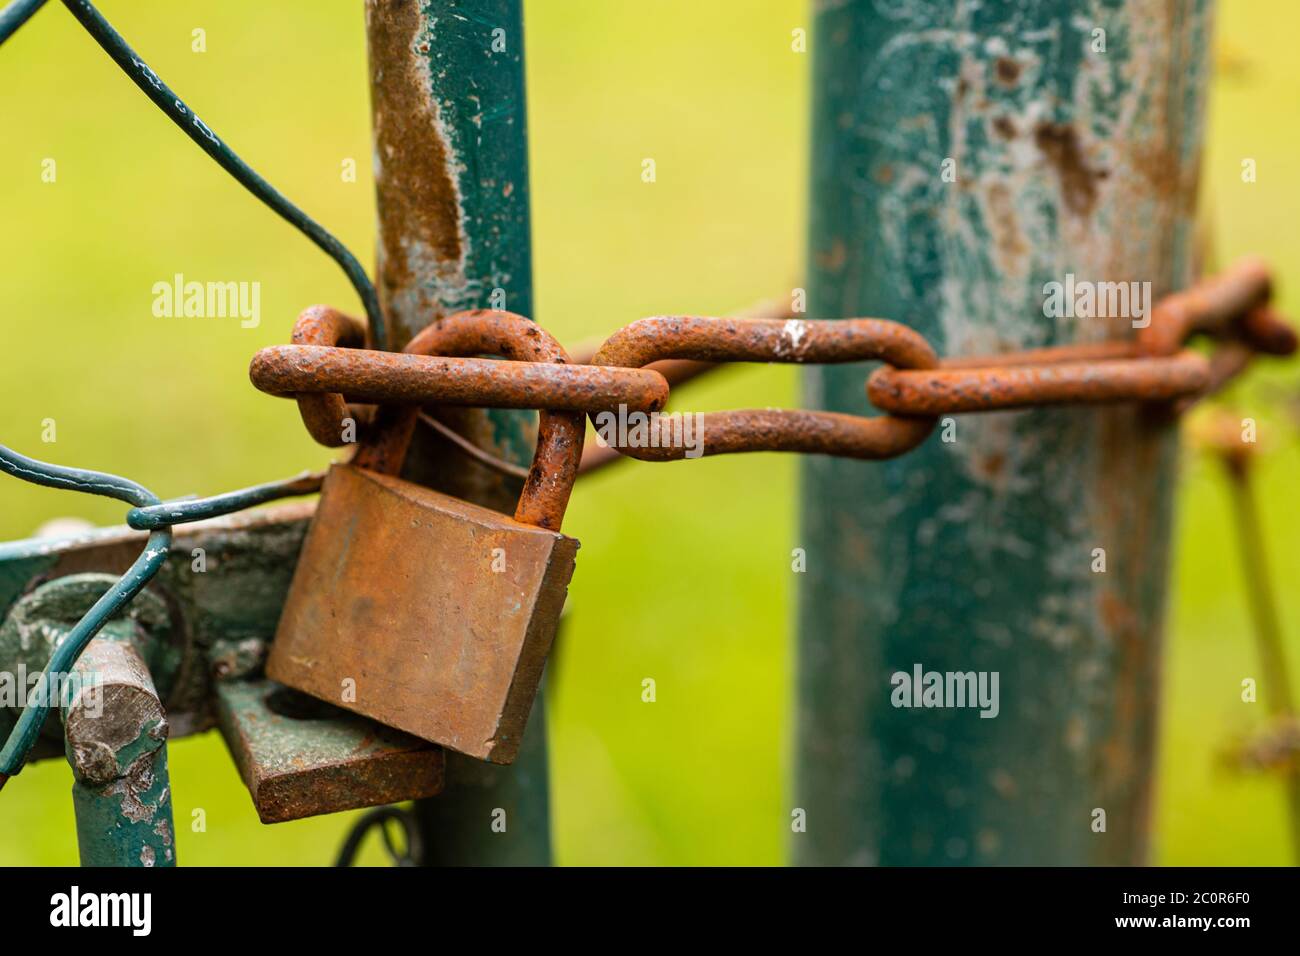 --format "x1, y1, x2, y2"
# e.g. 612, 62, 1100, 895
0, 0, 386, 347
0, 0, 386, 784
0, 0, 47, 45
57, 0, 388, 350
125, 470, 324, 530
0, 446, 172, 783
0, 454, 326, 782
